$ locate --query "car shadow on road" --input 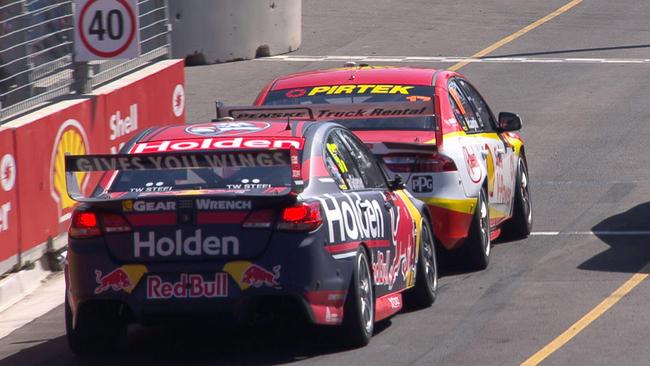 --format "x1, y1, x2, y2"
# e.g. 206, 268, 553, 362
1, 318, 392, 366
578, 202, 650, 274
